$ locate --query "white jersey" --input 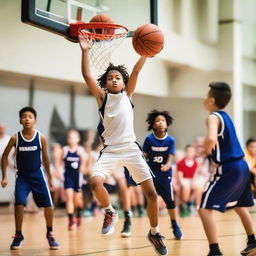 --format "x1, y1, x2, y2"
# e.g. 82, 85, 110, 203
98, 91, 136, 146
